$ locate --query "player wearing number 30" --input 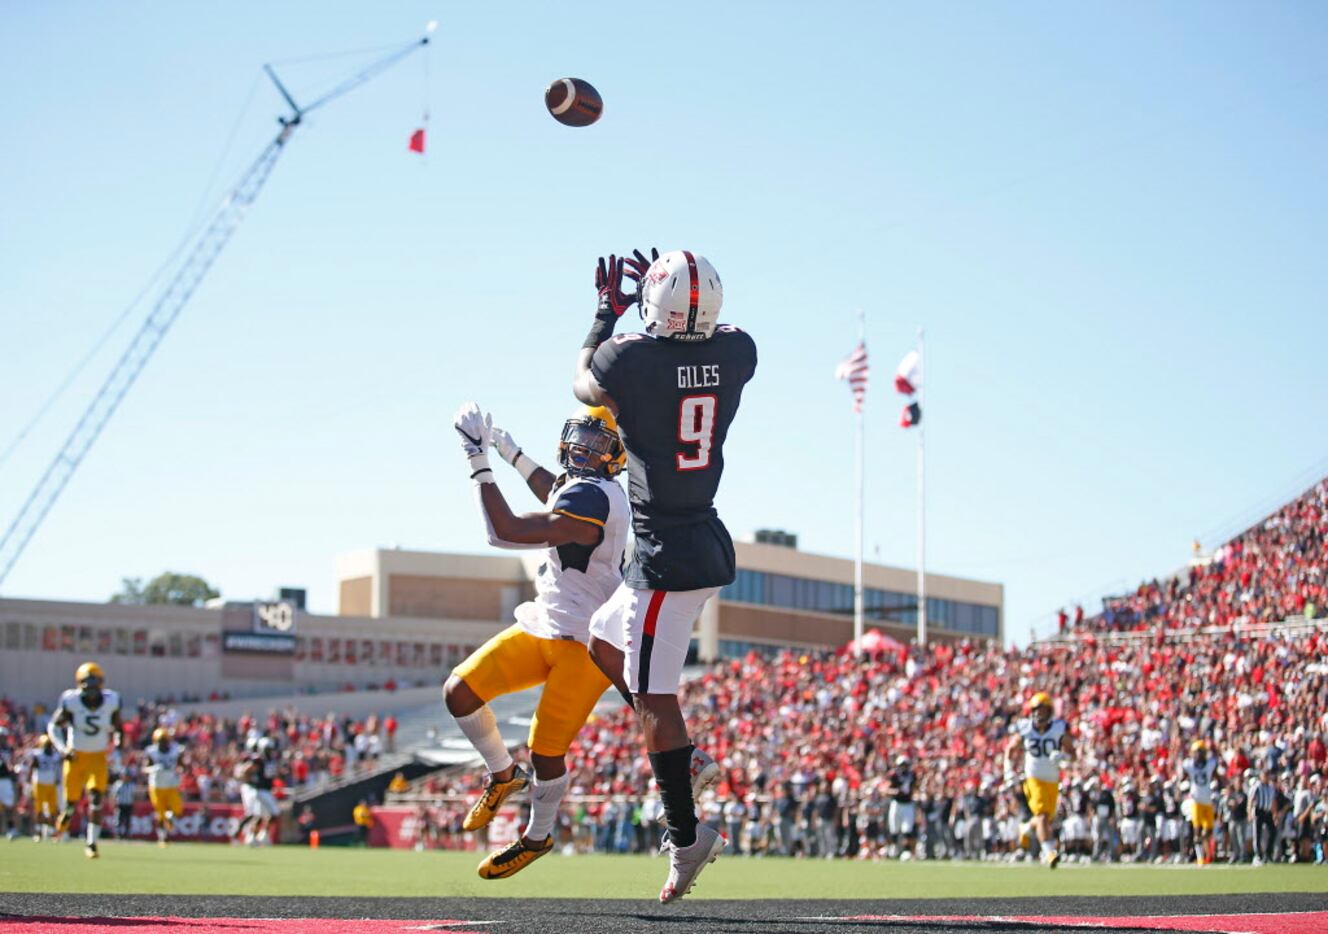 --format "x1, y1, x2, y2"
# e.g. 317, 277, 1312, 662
1004, 691, 1074, 869
574, 248, 756, 903
47, 661, 124, 859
